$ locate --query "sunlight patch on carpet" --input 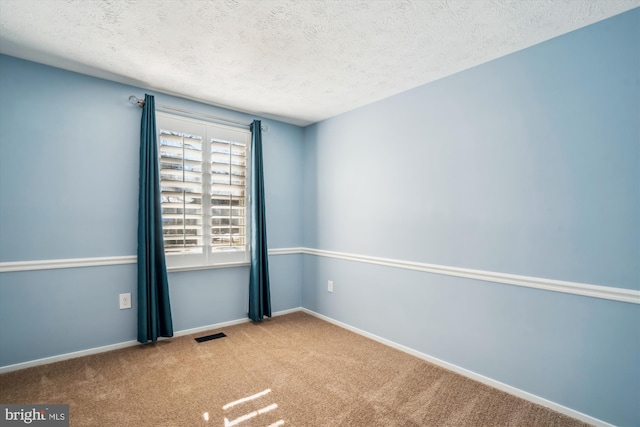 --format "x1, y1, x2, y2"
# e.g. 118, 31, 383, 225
224, 403, 278, 426
223, 388, 272, 410
223, 388, 283, 426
